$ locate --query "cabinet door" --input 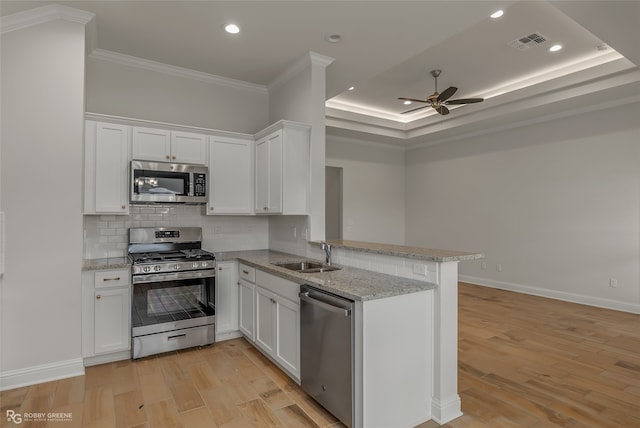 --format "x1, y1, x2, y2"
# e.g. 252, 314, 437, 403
208, 136, 253, 214
132, 126, 171, 162
255, 286, 276, 355
216, 261, 239, 334
255, 132, 282, 213
238, 279, 255, 341
255, 136, 270, 213
93, 122, 129, 214
267, 132, 283, 213
171, 131, 207, 165
94, 287, 130, 355
275, 296, 300, 379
